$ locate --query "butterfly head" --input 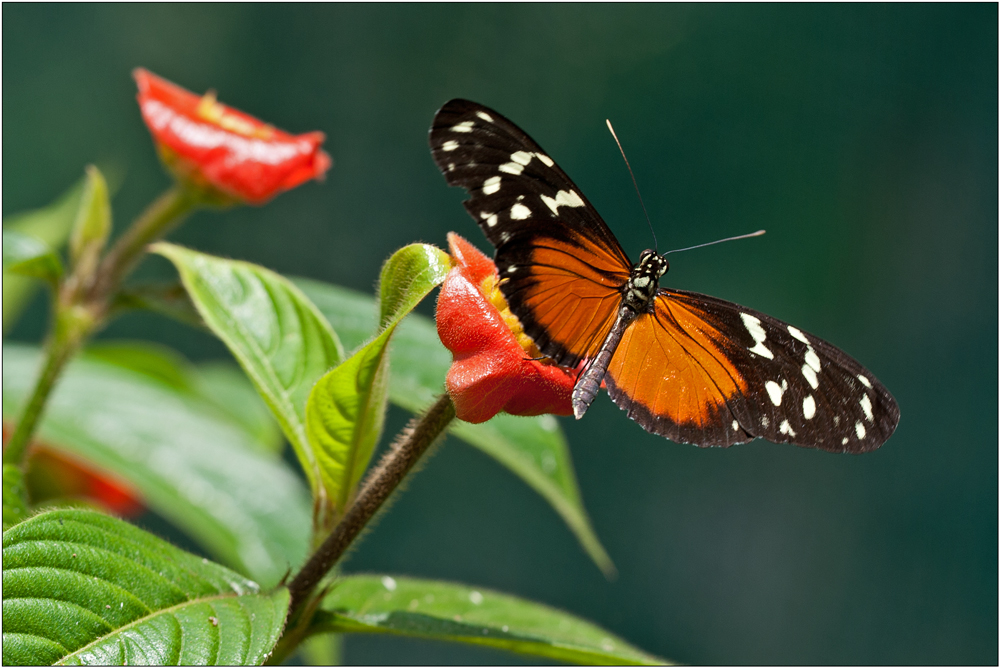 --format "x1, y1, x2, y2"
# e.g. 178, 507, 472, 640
624, 250, 669, 312
638, 249, 669, 277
